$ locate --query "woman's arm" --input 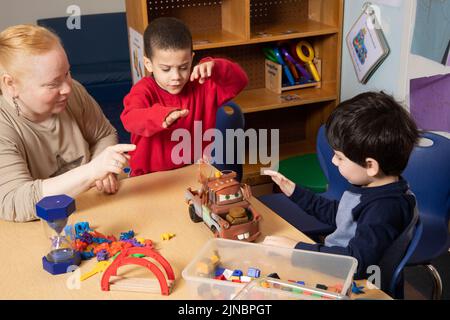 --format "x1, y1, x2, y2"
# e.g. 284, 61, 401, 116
0, 135, 134, 222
